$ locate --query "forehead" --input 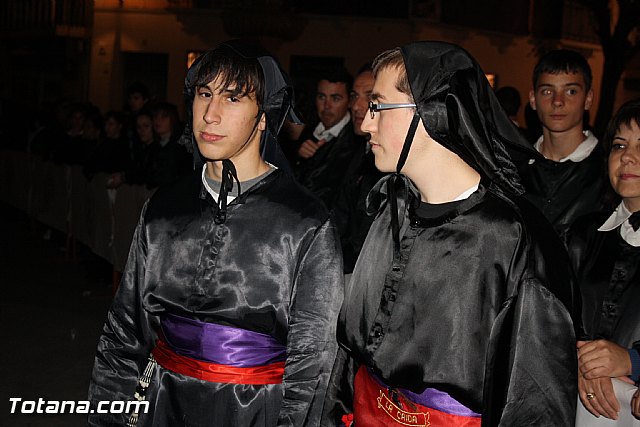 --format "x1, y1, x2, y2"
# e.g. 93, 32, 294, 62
536, 71, 586, 87
353, 72, 374, 92
317, 80, 348, 95
372, 67, 405, 98
616, 119, 640, 134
